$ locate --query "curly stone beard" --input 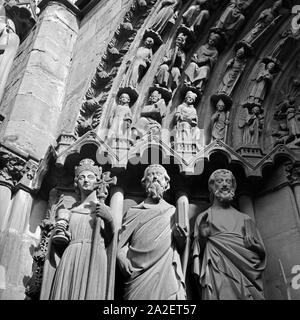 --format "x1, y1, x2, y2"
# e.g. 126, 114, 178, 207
145, 179, 165, 202
214, 188, 235, 204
